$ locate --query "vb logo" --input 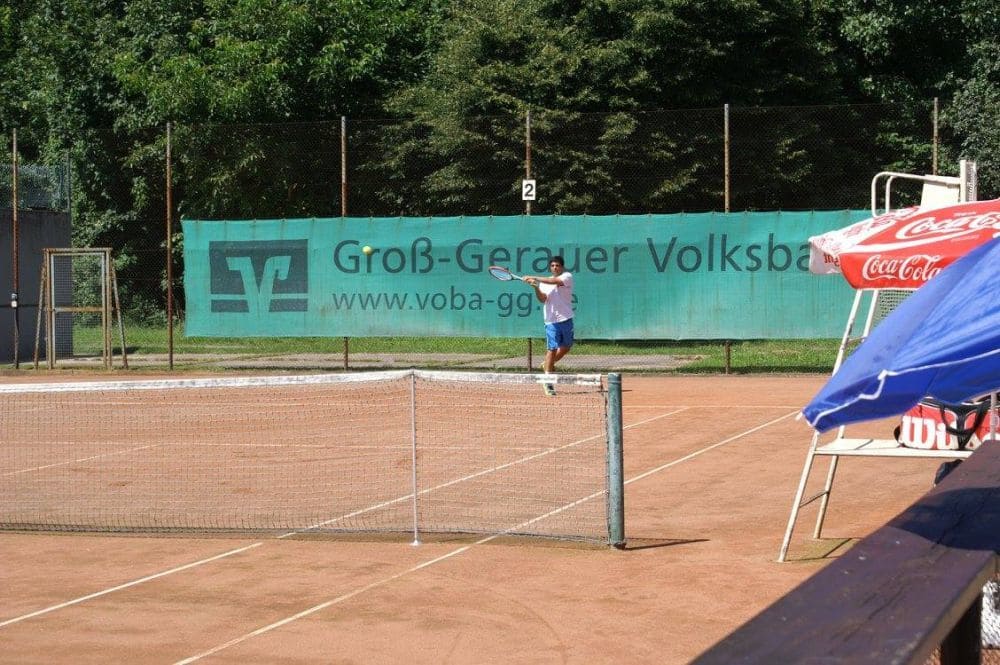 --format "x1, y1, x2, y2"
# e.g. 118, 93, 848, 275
209, 240, 308, 313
